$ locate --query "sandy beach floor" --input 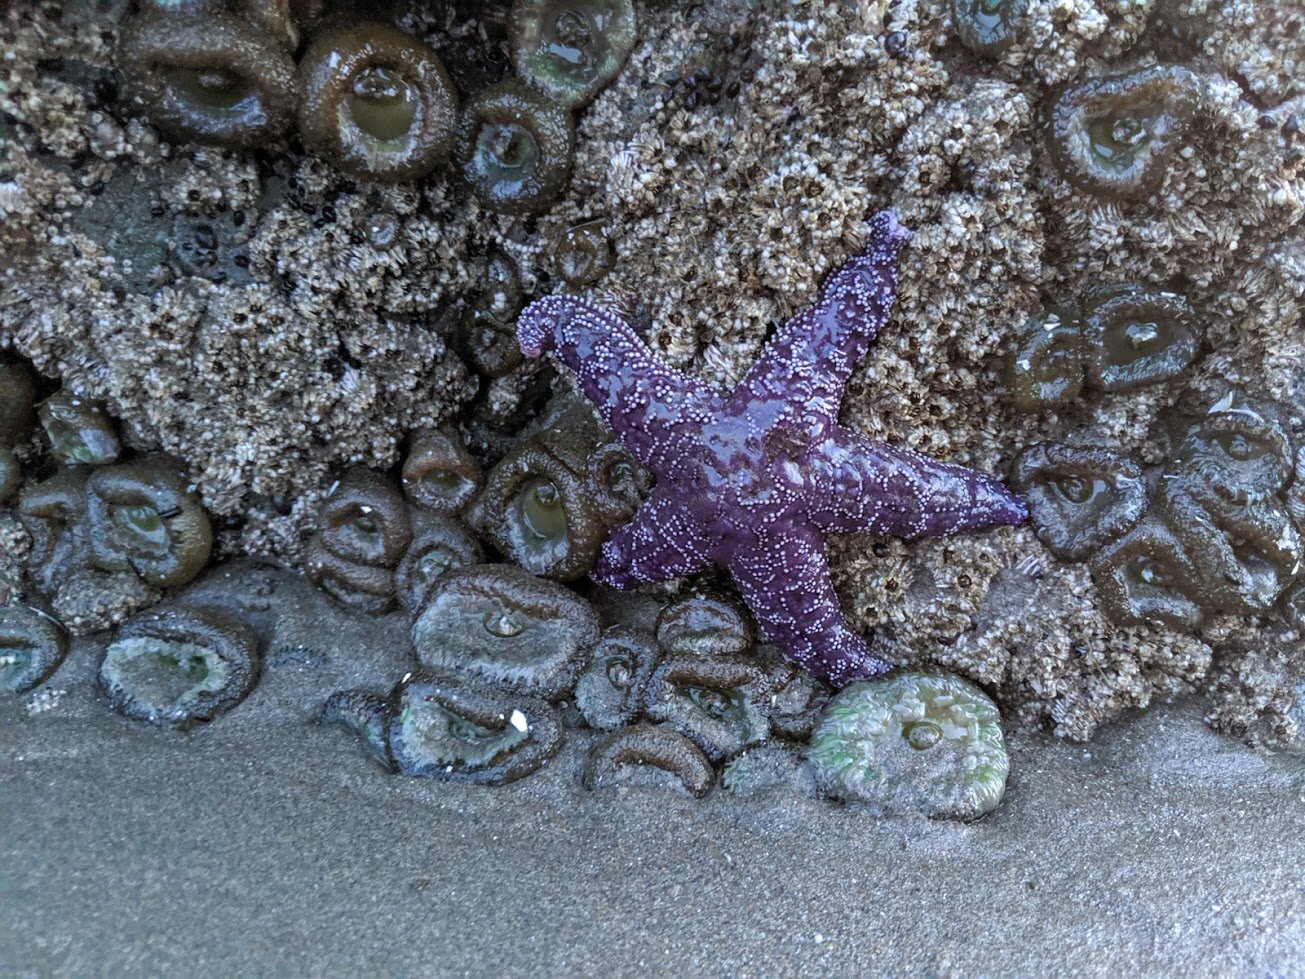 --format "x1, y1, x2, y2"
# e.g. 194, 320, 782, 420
4, 573, 1303, 976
